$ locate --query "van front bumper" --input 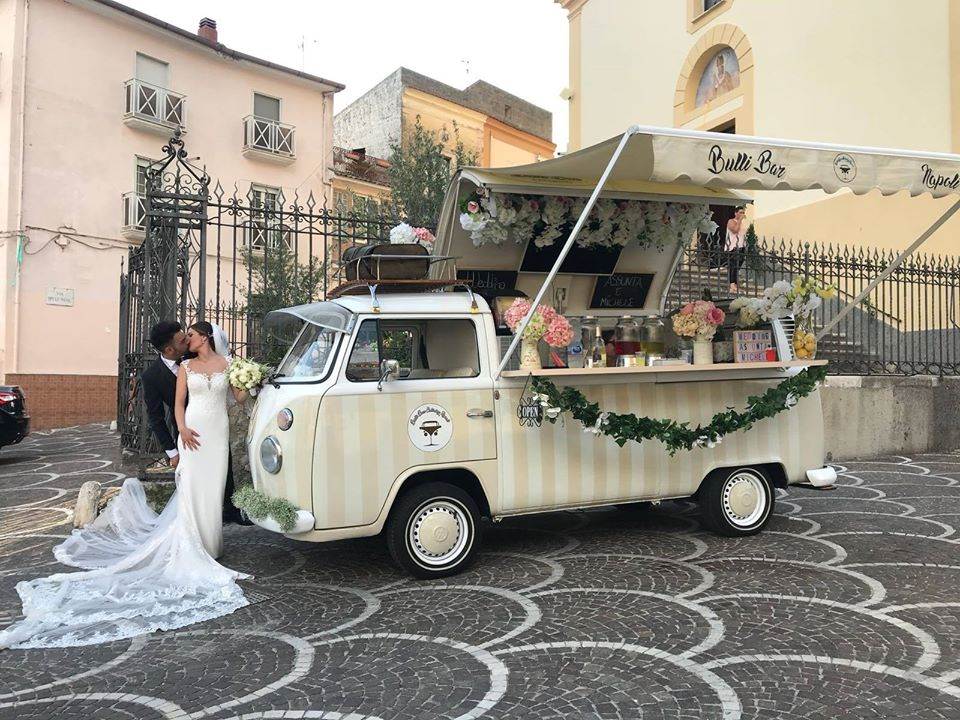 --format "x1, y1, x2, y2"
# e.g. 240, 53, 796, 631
250, 508, 315, 535
805, 466, 838, 487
